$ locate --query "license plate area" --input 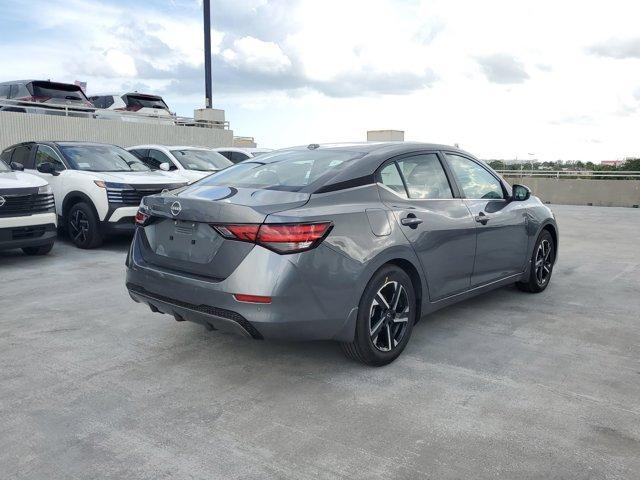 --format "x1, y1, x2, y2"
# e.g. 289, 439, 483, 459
145, 219, 223, 264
